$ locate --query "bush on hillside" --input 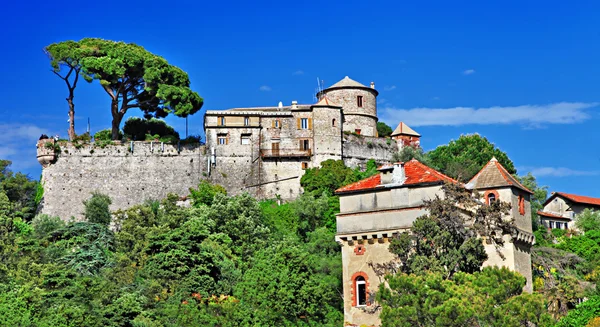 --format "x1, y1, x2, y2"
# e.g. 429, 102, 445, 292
94, 129, 122, 141
123, 117, 179, 141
